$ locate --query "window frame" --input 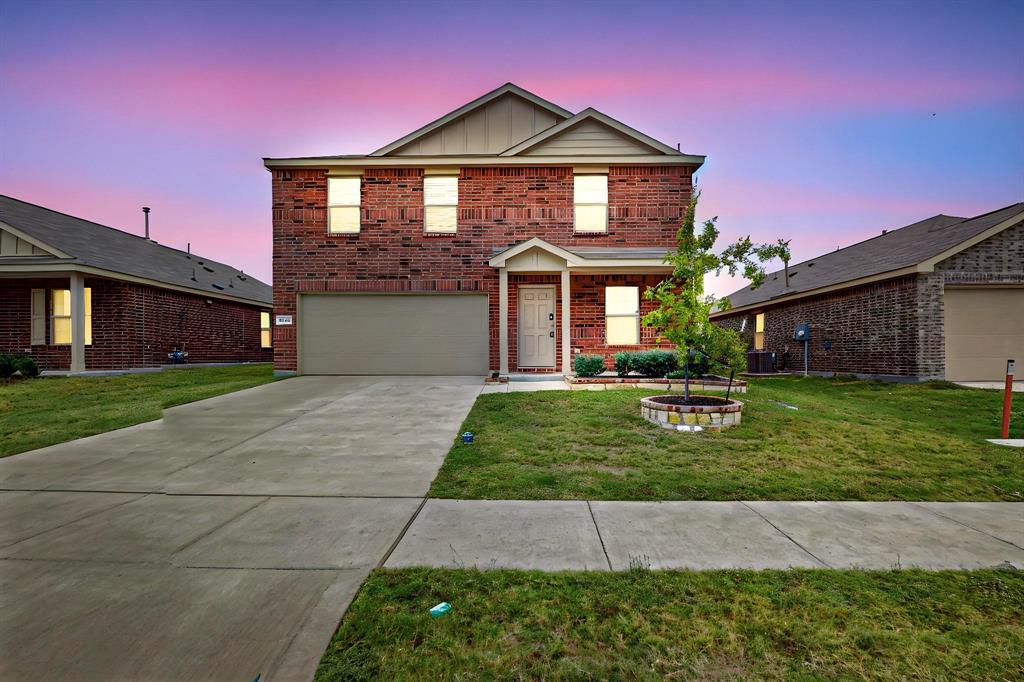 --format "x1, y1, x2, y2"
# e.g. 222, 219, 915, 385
423, 174, 459, 234
260, 311, 272, 349
573, 174, 609, 234
605, 285, 640, 346
50, 287, 92, 346
327, 176, 361, 234
754, 312, 765, 350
